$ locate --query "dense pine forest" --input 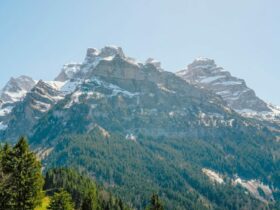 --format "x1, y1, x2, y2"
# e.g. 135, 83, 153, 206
38, 131, 280, 210
0, 137, 163, 210
1, 136, 280, 210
